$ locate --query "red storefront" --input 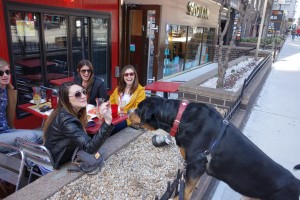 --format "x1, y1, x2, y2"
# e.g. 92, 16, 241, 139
0, 0, 119, 128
